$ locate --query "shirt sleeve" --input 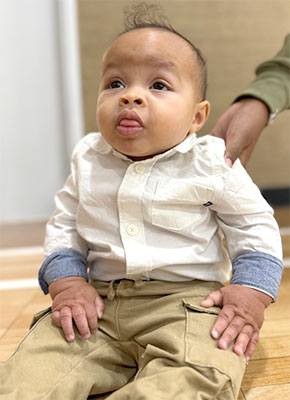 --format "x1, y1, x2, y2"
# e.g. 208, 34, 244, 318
40, 138, 89, 293
211, 157, 283, 299
43, 139, 88, 258
234, 34, 290, 116
38, 249, 88, 294
230, 251, 283, 301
